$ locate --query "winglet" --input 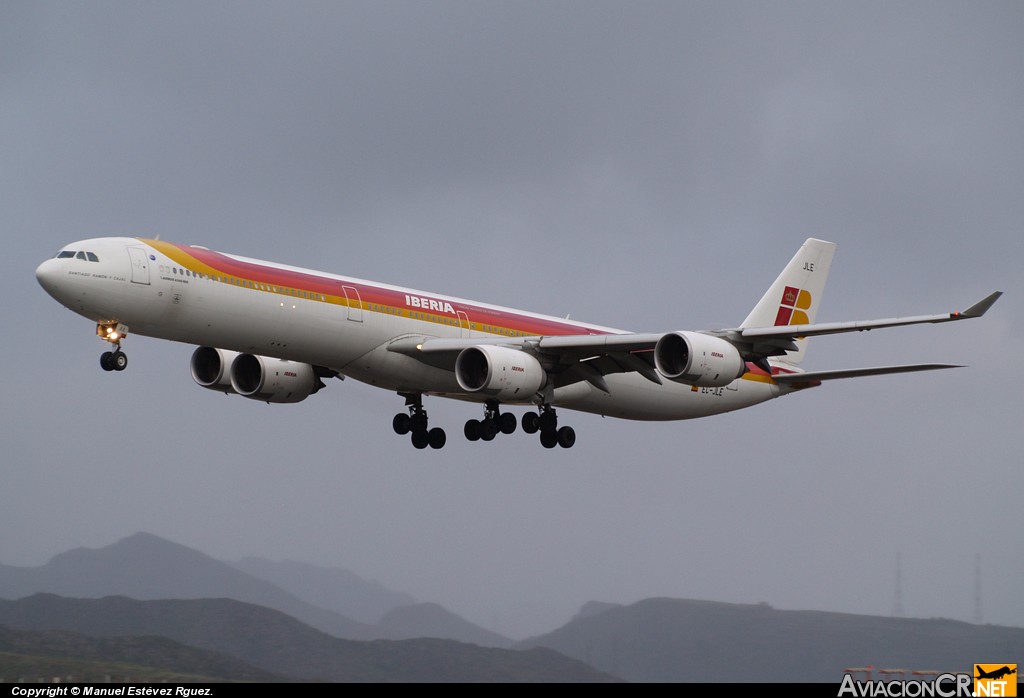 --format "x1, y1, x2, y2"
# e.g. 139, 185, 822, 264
957, 291, 1002, 319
